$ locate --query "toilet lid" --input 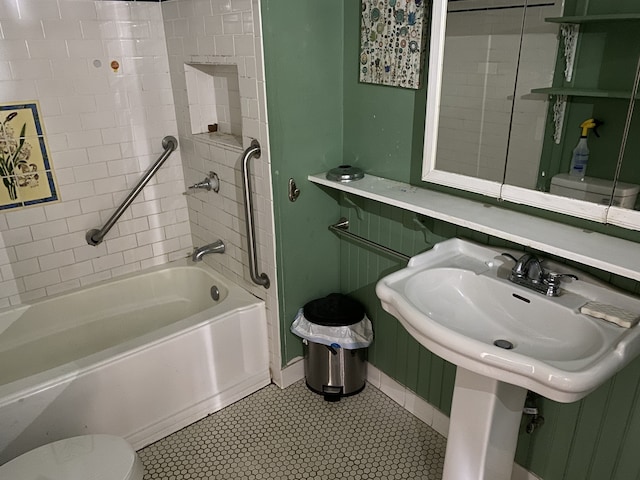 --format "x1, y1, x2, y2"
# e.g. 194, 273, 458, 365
0, 434, 144, 480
